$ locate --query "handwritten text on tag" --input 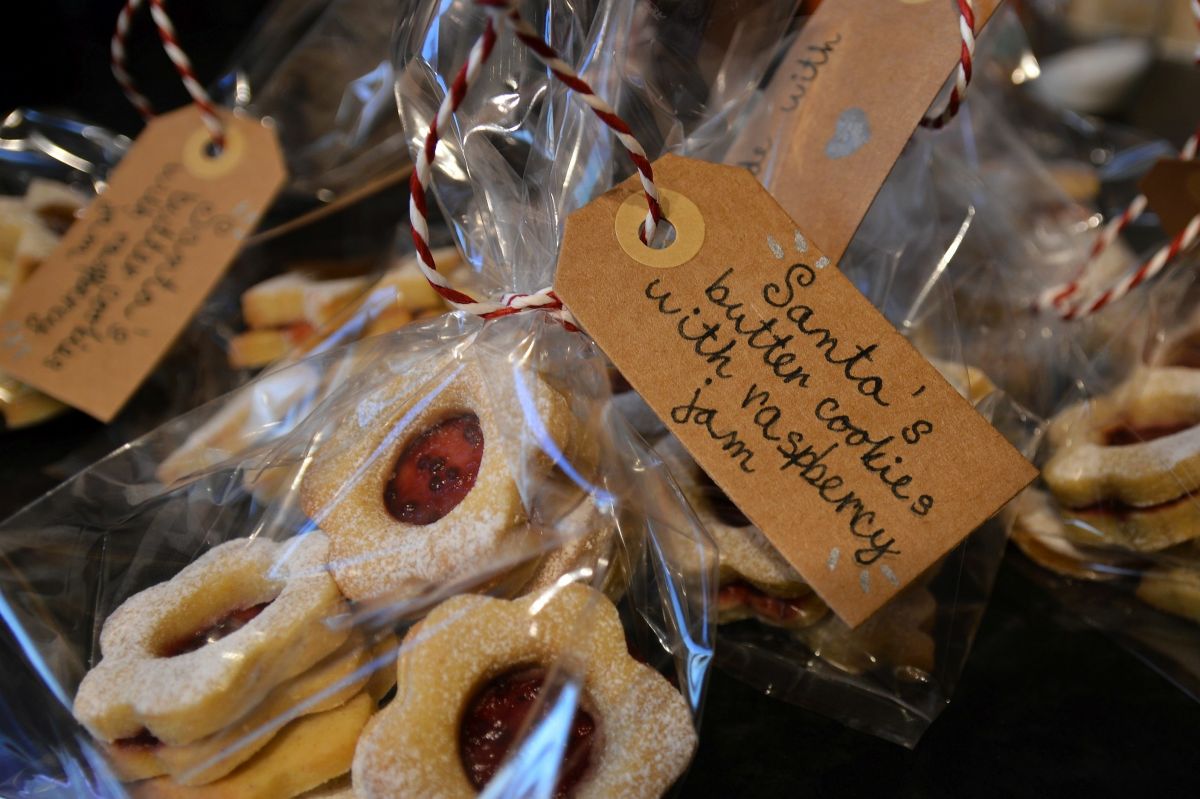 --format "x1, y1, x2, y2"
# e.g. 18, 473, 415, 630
557, 156, 1036, 626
